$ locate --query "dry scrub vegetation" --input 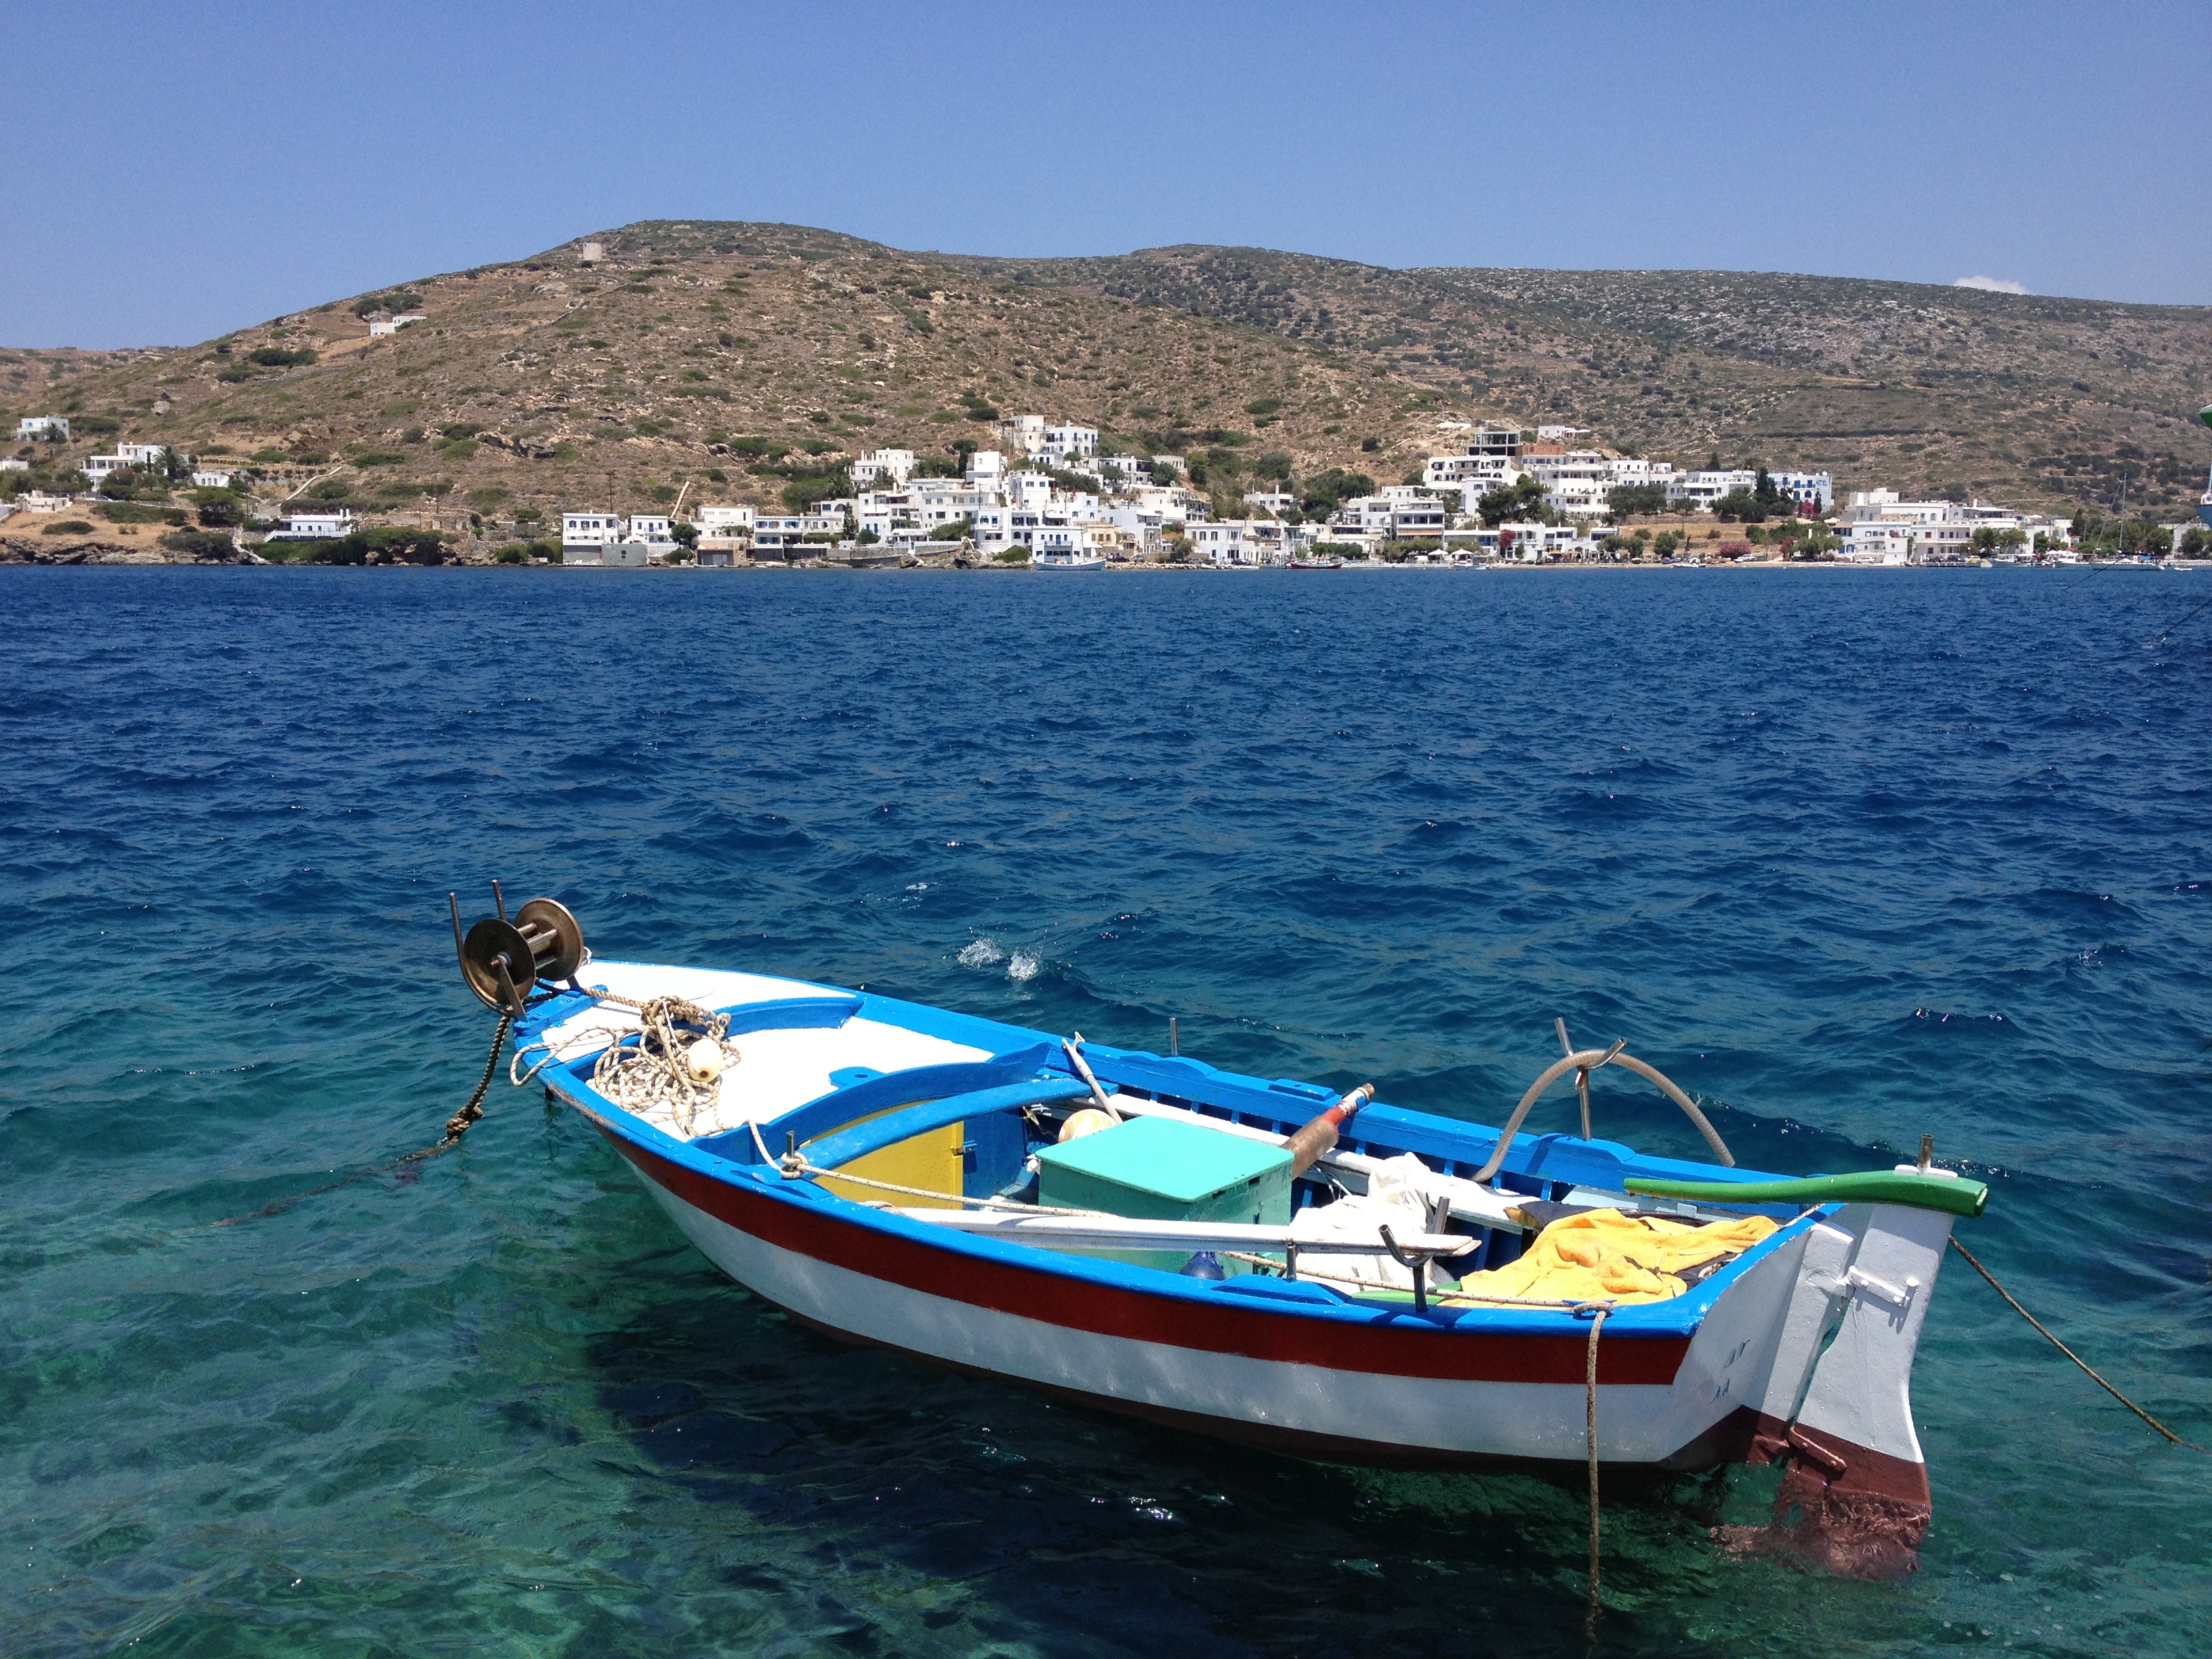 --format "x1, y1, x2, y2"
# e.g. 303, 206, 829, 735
7, 220, 2207, 529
